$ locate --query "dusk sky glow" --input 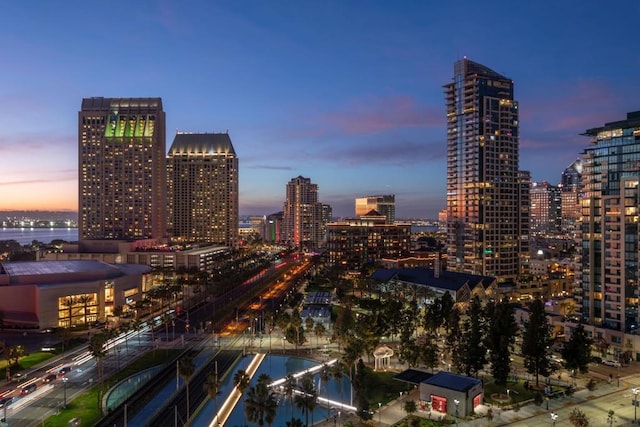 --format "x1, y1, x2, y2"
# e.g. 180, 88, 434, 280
0, 1, 638, 218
